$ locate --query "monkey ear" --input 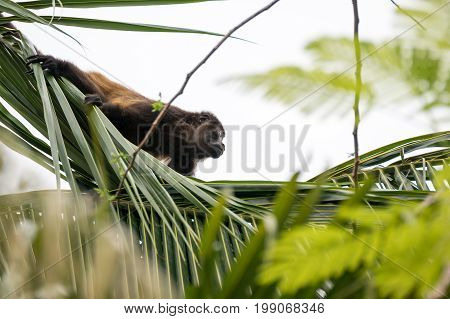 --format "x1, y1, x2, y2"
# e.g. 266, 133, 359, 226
199, 112, 213, 123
